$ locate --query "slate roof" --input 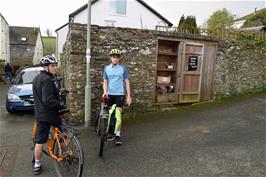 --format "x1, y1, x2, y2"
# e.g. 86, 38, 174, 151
234, 8, 266, 22
55, 23, 69, 32
10, 45, 35, 59
9, 26, 40, 45
9, 26, 40, 59
241, 25, 266, 32
0, 13, 9, 25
